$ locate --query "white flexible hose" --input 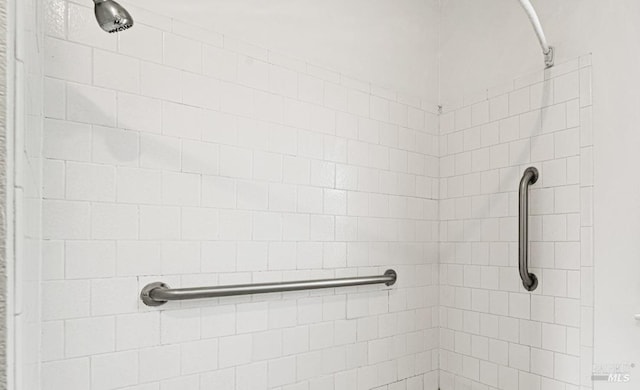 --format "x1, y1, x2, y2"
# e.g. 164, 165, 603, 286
516, 0, 551, 54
